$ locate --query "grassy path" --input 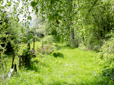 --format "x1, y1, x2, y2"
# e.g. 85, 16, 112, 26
39, 46, 103, 85
1, 44, 105, 85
